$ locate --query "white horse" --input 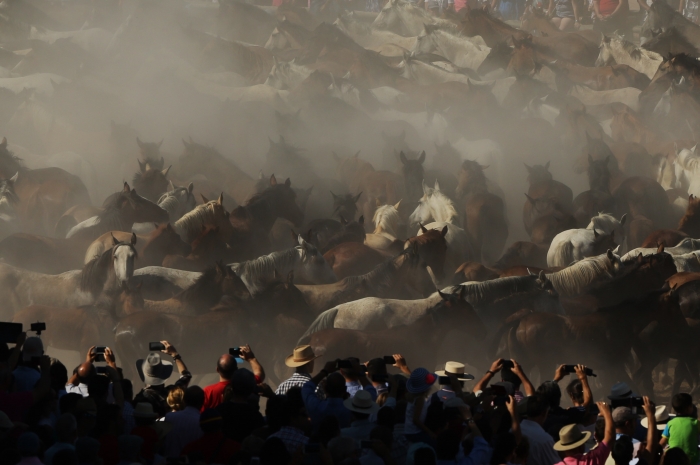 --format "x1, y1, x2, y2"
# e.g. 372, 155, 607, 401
411, 26, 490, 71
674, 145, 700, 197
587, 213, 627, 250
132, 182, 197, 234
409, 181, 474, 279
547, 228, 617, 267
622, 238, 700, 261
264, 58, 312, 90
229, 235, 337, 295
595, 35, 662, 79
372, 0, 457, 37
365, 201, 402, 252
